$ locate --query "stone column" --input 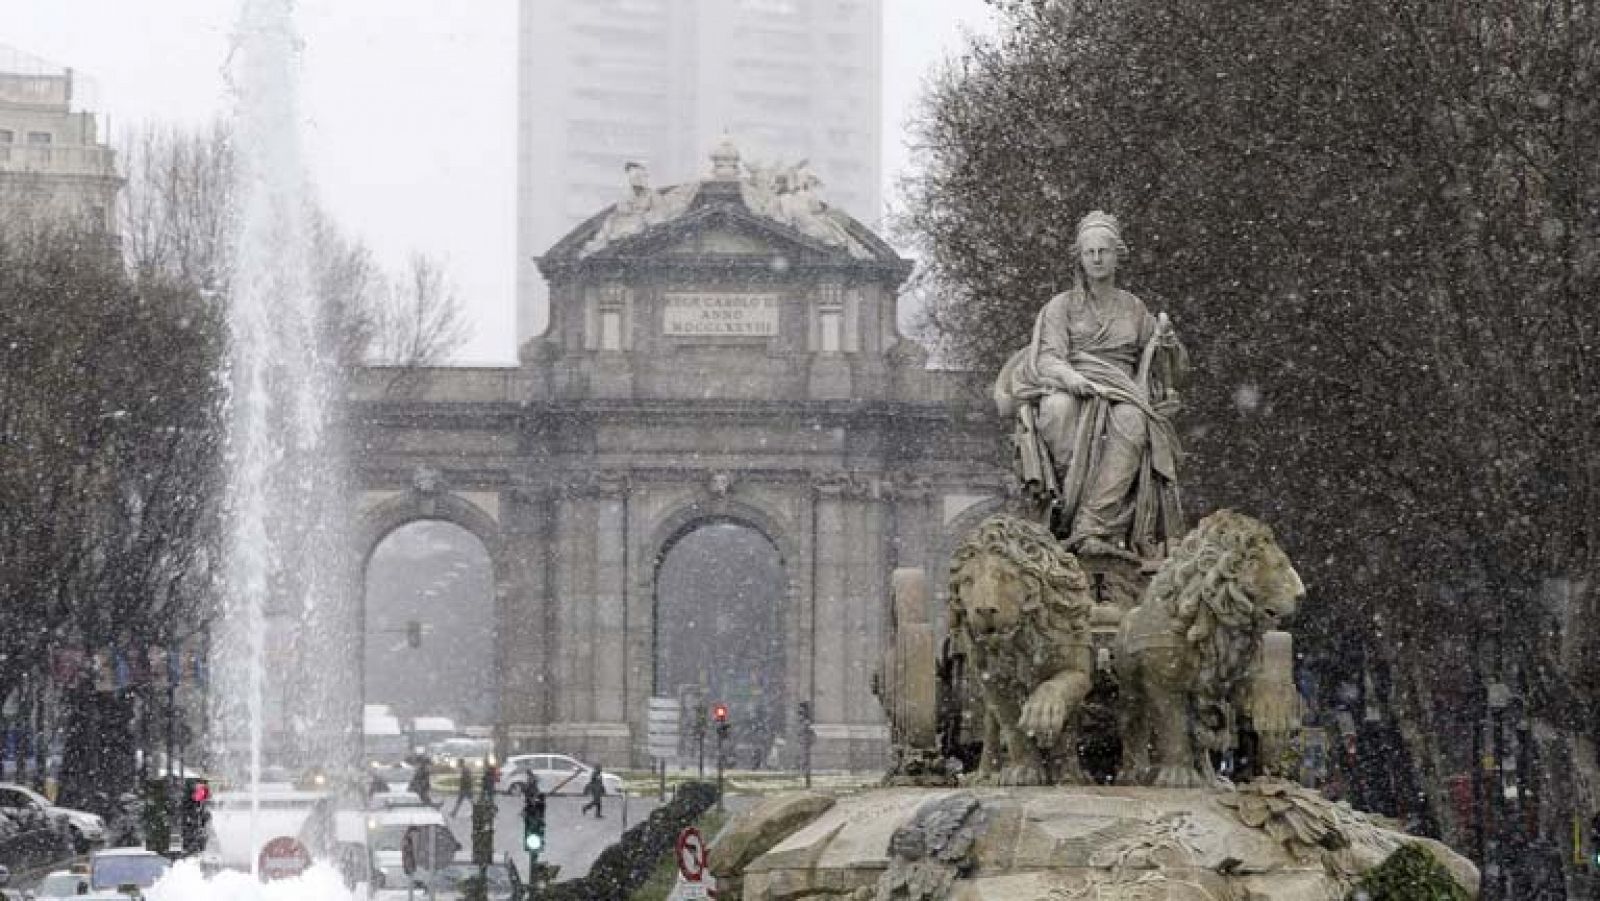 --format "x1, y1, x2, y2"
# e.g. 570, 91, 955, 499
840, 477, 890, 770
538, 472, 633, 766
590, 472, 631, 763
810, 472, 892, 769
500, 484, 557, 753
